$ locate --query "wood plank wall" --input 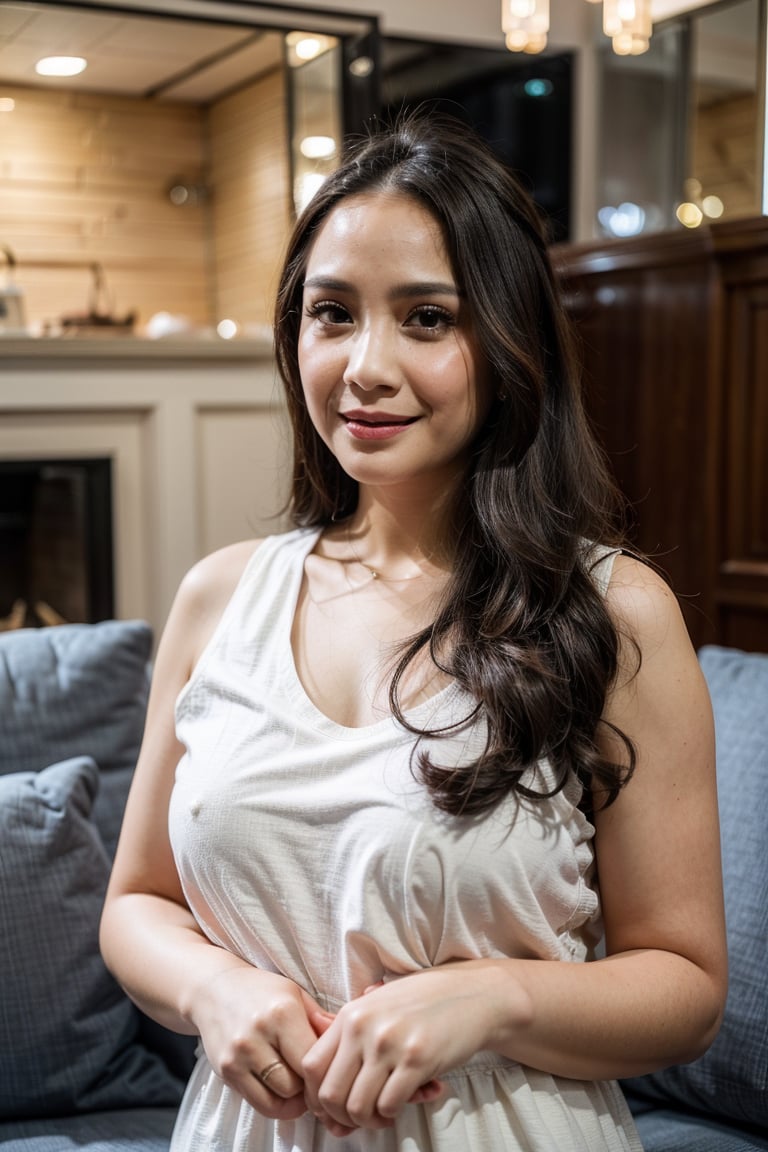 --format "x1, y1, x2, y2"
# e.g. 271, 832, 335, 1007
0, 85, 209, 329
207, 68, 292, 333
0, 70, 291, 333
